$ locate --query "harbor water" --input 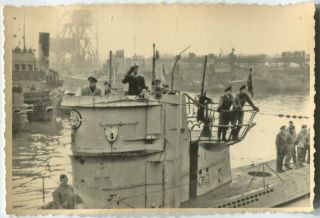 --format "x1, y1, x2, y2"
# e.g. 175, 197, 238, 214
11, 93, 311, 209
